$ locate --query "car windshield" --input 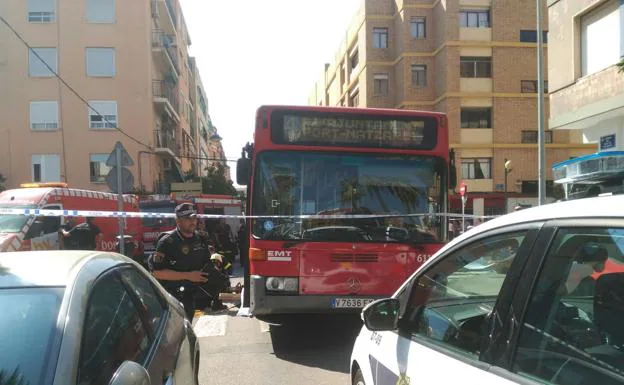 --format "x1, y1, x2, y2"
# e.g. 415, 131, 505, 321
0, 287, 64, 385
0, 205, 37, 233
252, 151, 446, 243
140, 202, 176, 228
